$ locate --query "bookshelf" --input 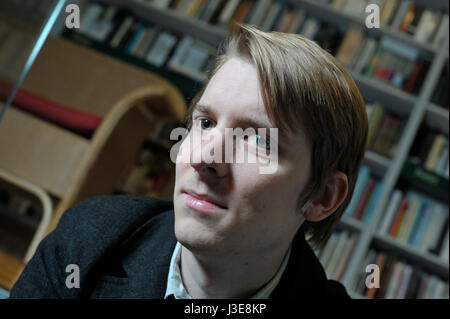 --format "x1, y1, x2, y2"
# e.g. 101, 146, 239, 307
54, 0, 449, 298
